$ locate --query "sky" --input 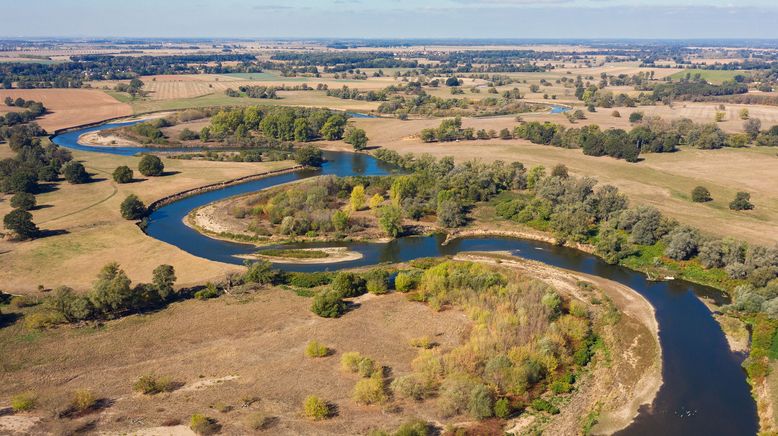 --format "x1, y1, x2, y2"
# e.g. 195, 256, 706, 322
3, 0, 778, 39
